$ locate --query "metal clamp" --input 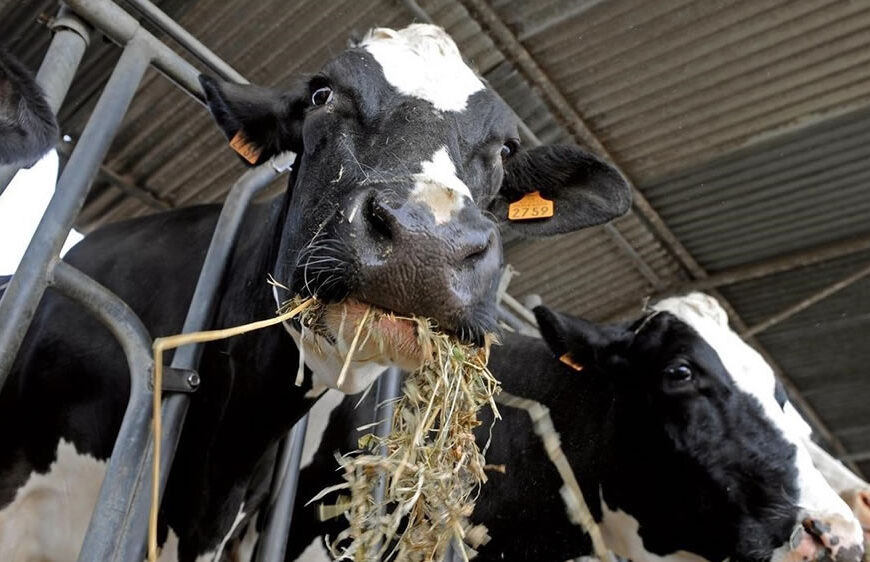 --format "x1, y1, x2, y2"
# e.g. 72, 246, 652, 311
150, 366, 200, 393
